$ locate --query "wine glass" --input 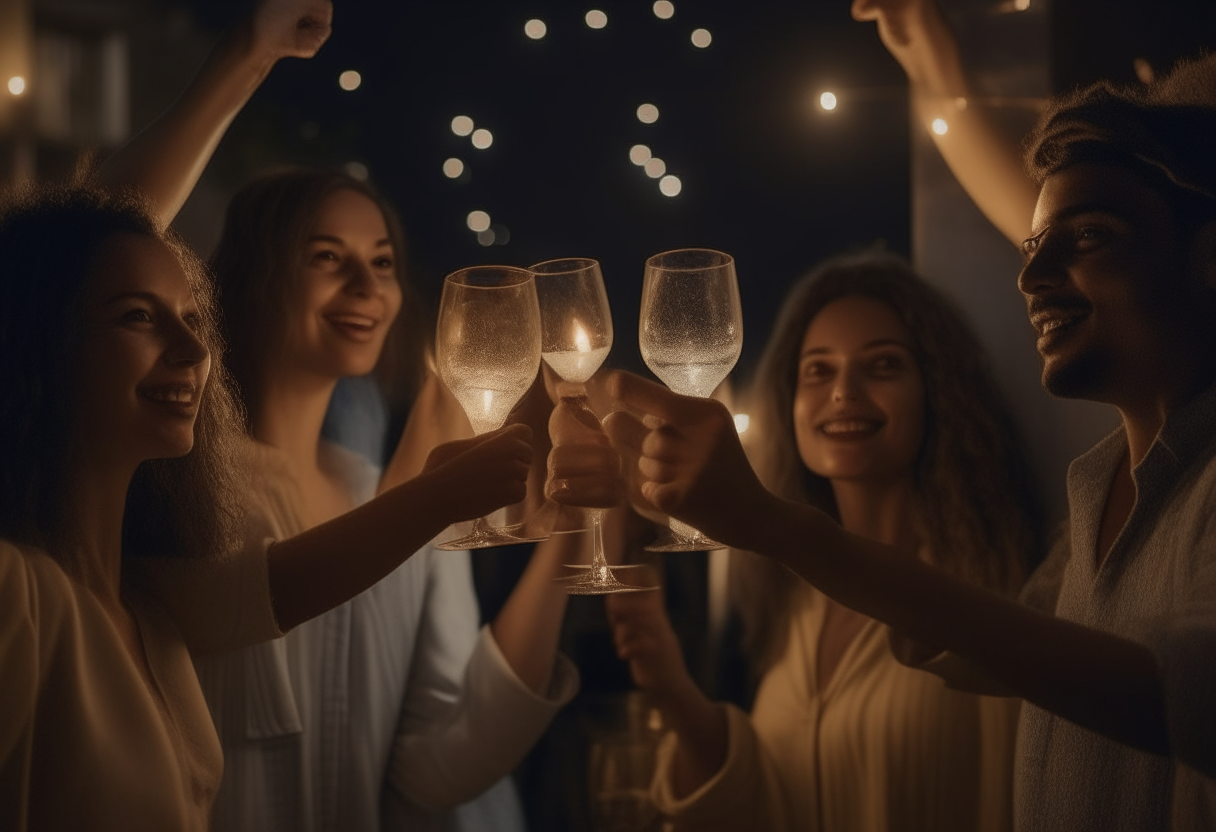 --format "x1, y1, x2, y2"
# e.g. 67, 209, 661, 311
532, 257, 653, 595
639, 248, 742, 551
435, 265, 548, 550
